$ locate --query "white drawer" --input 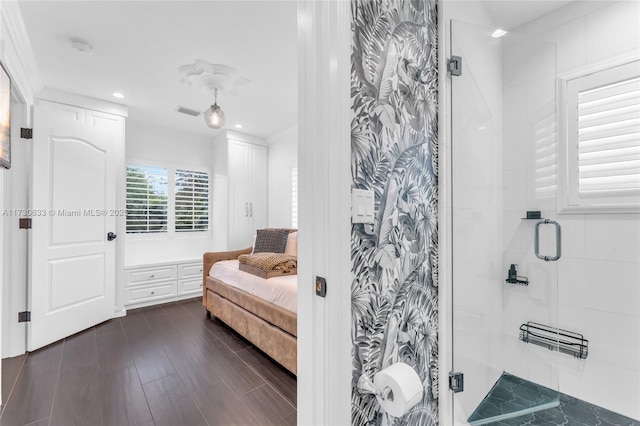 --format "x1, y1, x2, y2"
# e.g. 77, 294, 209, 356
178, 263, 203, 279
125, 283, 176, 304
127, 265, 177, 286
178, 278, 203, 295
